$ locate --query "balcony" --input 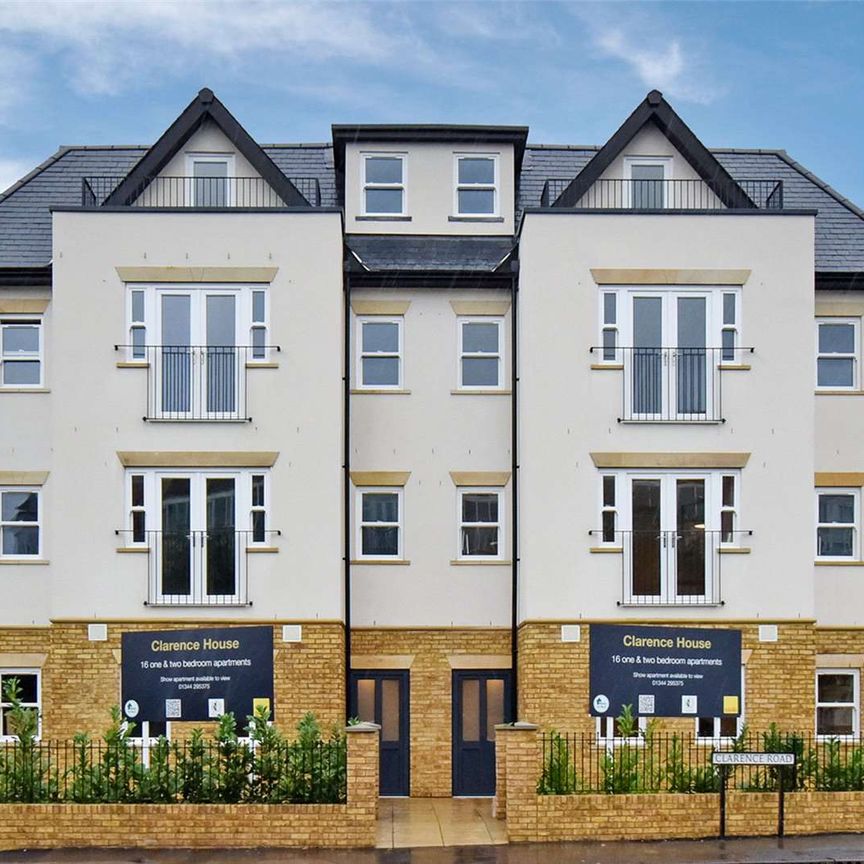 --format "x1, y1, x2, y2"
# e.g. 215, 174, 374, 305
116, 529, 281, 607
116, 344, 280, 422
590, 529, 752, 607
539, 178, 784, 210
591, 346, 754, 423
82, 175, 322, 208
